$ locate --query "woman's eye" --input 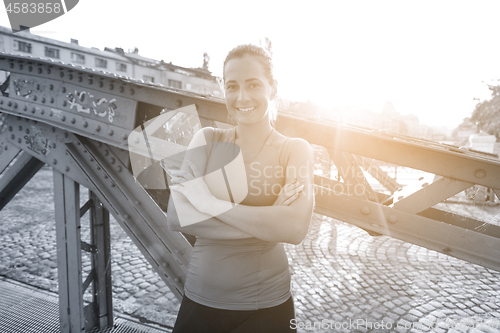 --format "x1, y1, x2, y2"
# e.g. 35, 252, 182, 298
249, 83, 261, 88
225, 85, 237, 91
